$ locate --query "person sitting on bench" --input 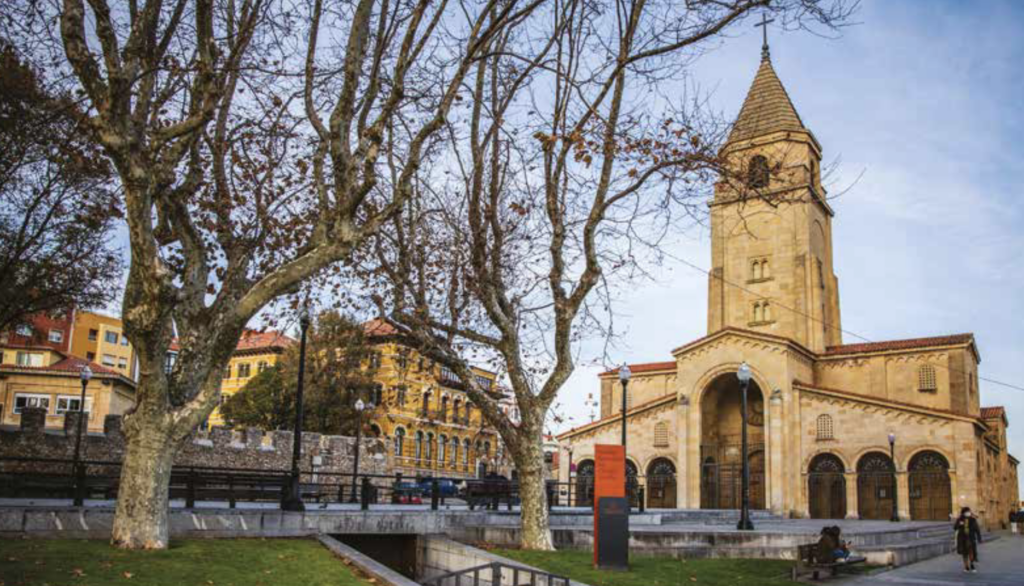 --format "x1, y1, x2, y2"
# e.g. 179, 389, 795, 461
830, 526, 851, 562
